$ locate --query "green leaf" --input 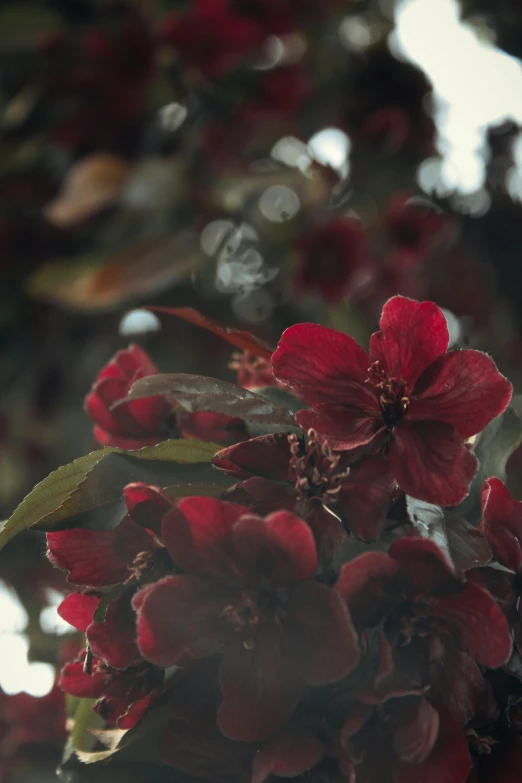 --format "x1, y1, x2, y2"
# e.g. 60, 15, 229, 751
406, 496, 491, 573
0, 449, 112, 549
0, 440, 224, 550
71, 698, 106, 754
